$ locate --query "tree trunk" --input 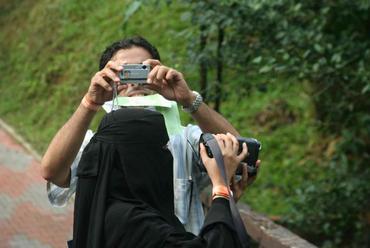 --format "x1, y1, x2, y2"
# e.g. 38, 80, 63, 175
199, 24, 208, 102
214, 24, 224, 112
